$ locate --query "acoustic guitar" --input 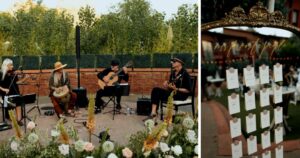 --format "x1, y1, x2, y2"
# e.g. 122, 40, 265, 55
98, 61, 133, 90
